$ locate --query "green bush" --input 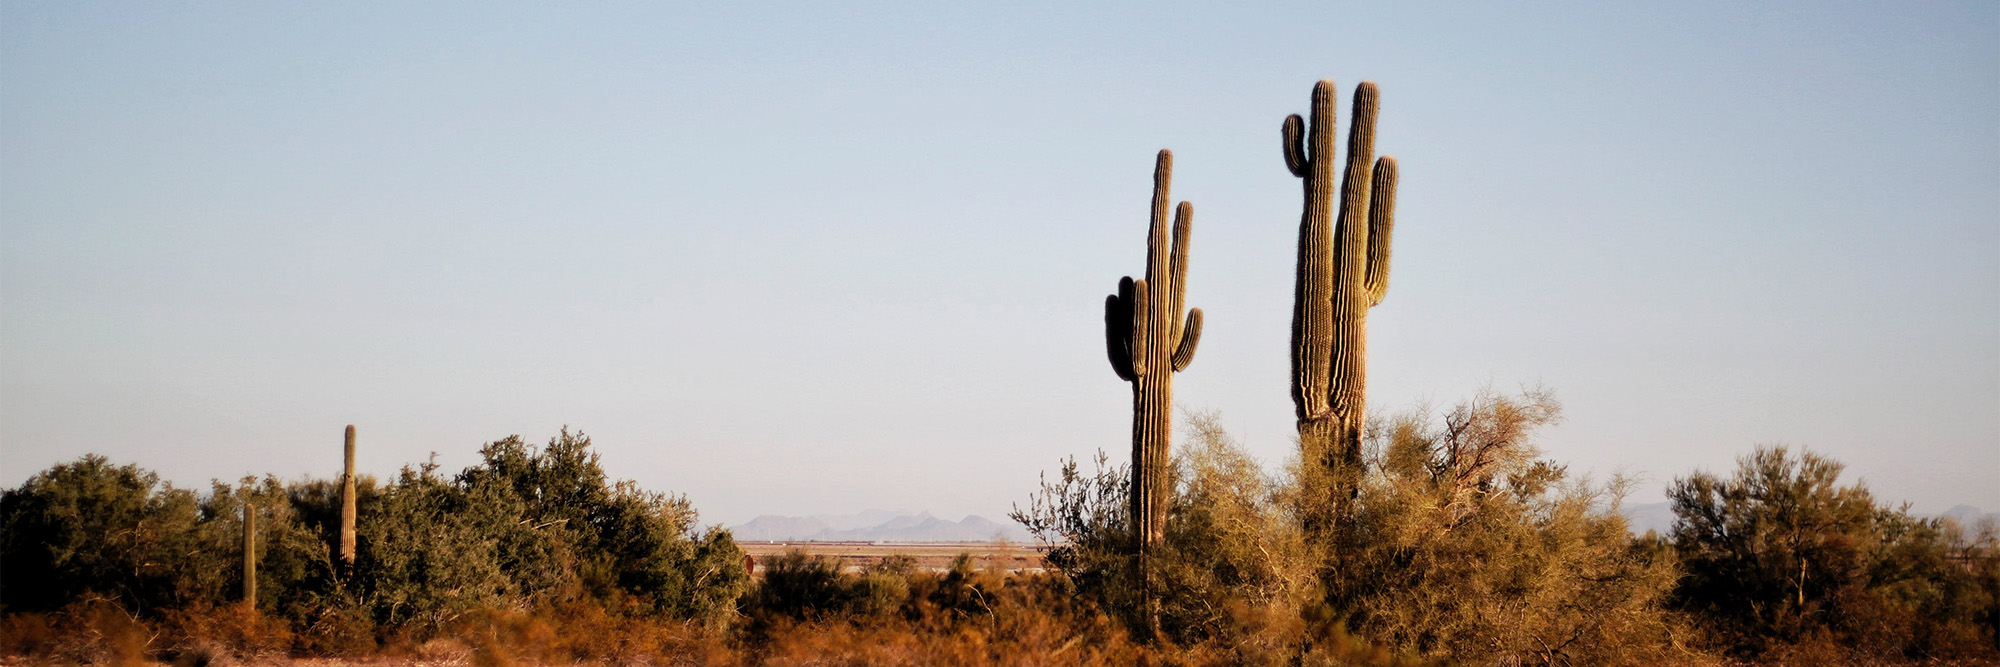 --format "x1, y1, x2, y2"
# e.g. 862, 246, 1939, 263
1671, 445, 2000, 659
747, 550, 855, 621
0, 429, 749, 643
0, 456, 205, 613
